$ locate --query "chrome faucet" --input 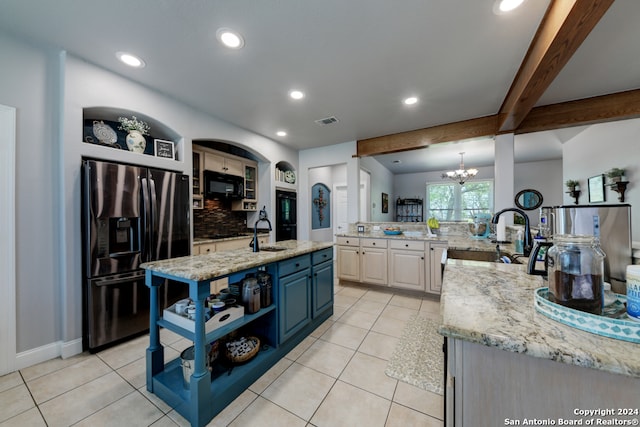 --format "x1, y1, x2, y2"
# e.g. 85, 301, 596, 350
491, 207, 532, 257
250, 206, 272, 252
